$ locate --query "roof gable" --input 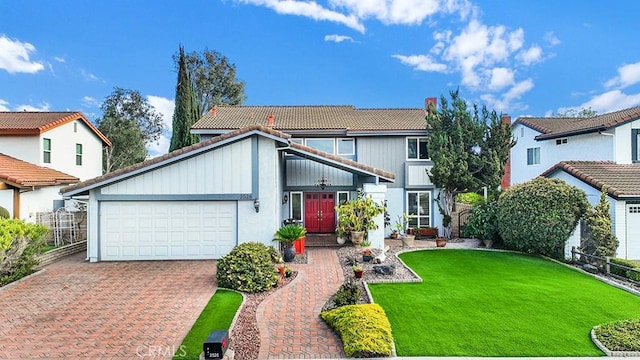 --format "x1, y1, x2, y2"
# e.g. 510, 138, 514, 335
191, 105, 427, 133
0, 111, 112, 146
515, 106, 640, 140
0, 153, 78, 188
542, 161, 640, 198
